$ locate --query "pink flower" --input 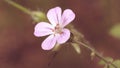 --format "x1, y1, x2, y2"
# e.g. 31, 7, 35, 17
34, 7, 75, 50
